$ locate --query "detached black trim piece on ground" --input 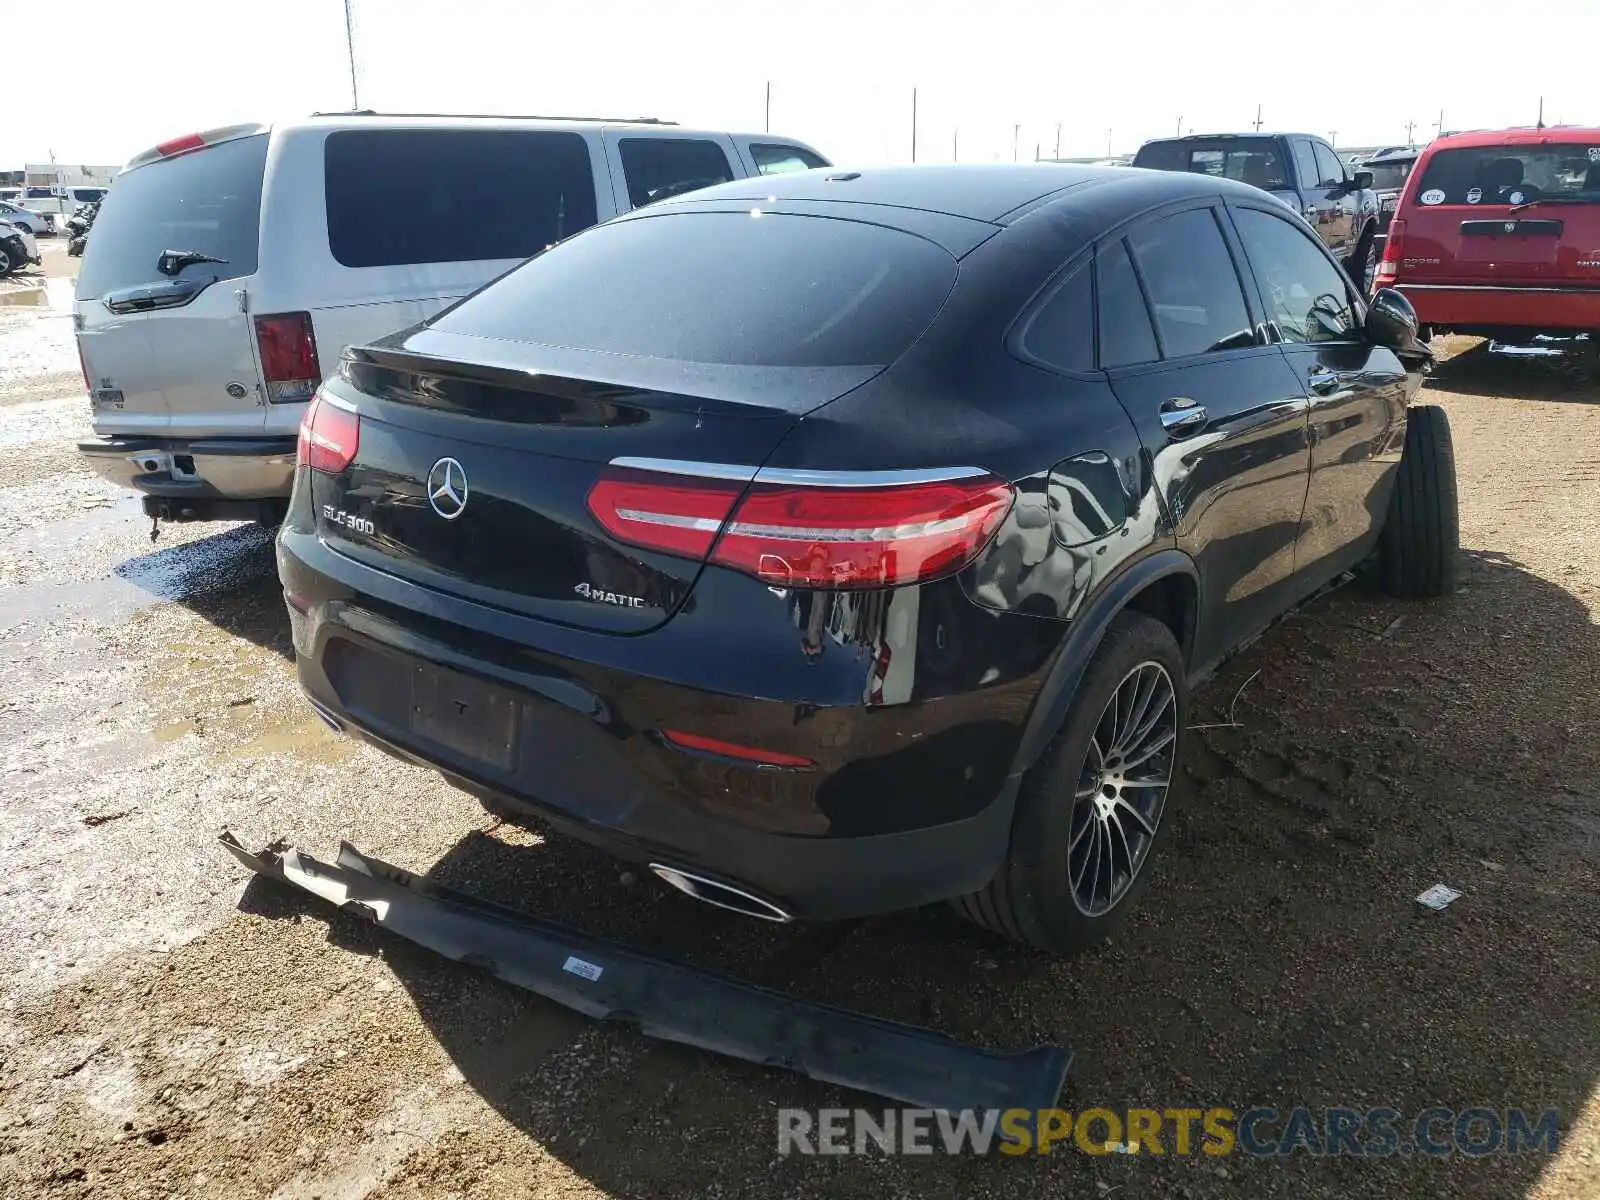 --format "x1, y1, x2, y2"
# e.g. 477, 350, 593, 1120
219, 833, 1072, 1112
